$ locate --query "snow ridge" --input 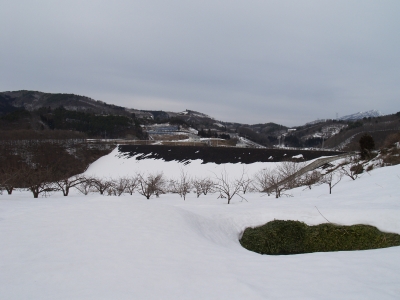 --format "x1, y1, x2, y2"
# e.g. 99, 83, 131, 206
338, 110, 382, 121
